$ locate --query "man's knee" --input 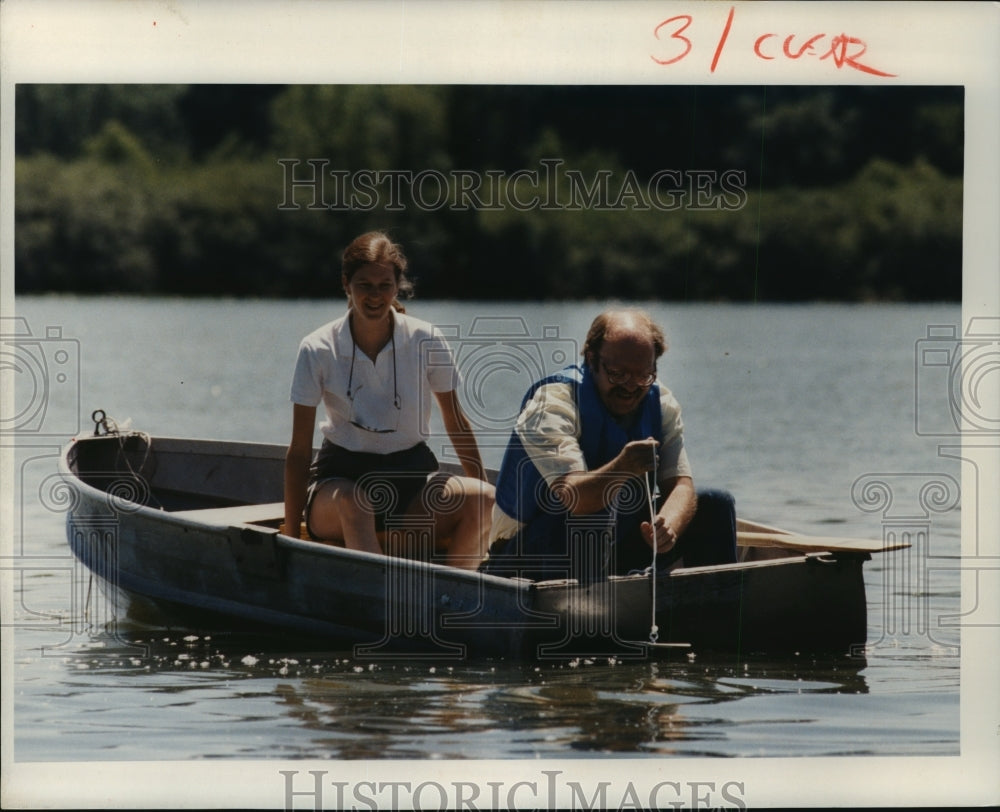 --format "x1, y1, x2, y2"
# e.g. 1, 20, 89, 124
682, 488, 737, 566
695, 488, 736, 517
